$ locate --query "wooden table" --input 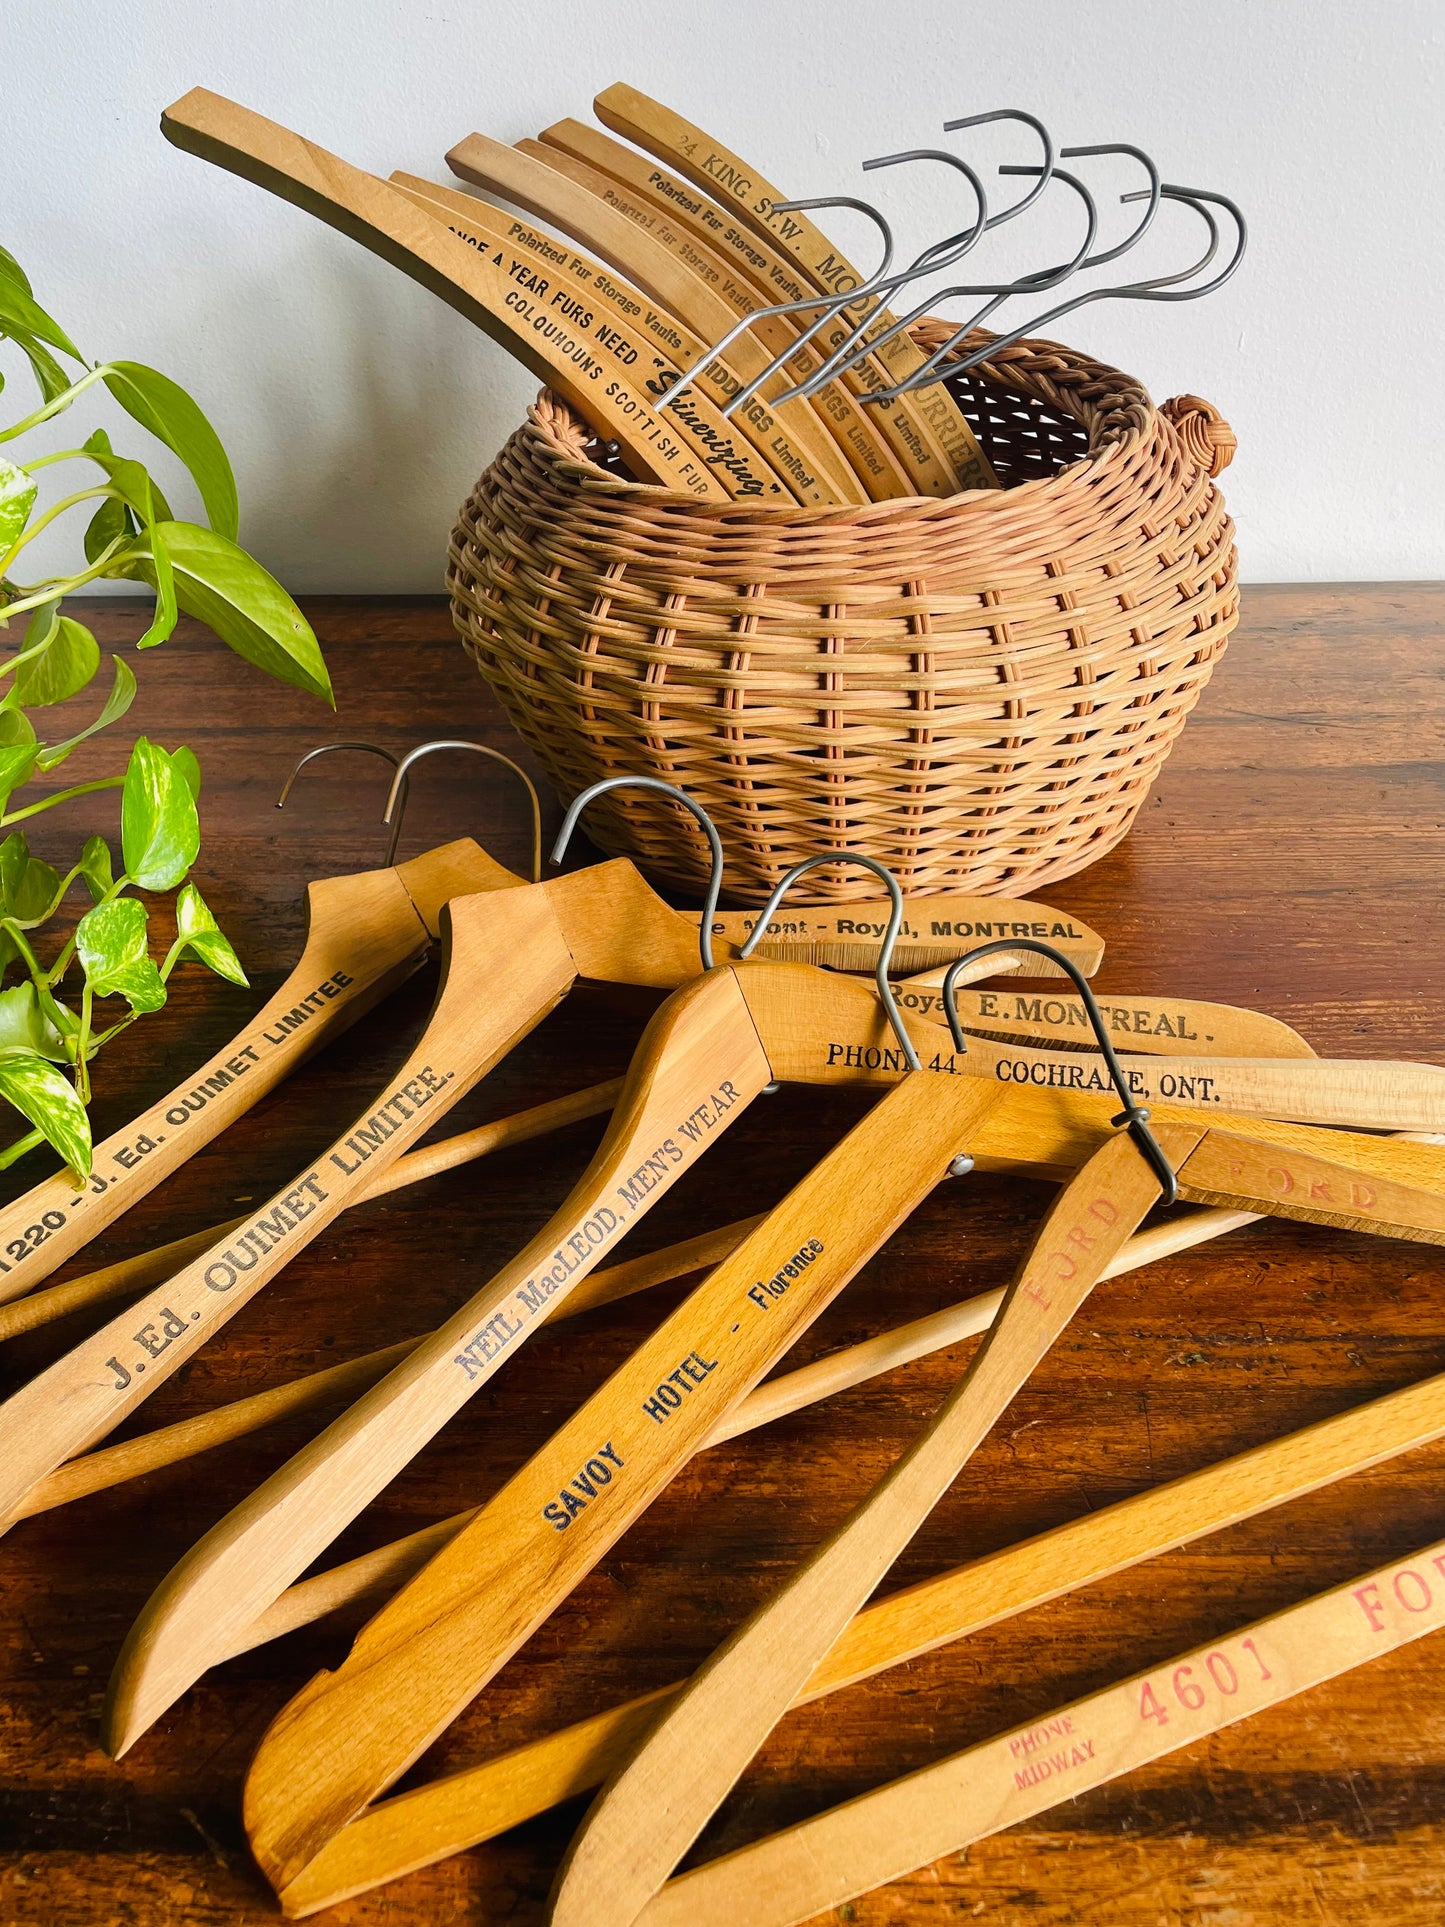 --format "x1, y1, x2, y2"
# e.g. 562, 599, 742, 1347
3, 583, 1444, 1925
